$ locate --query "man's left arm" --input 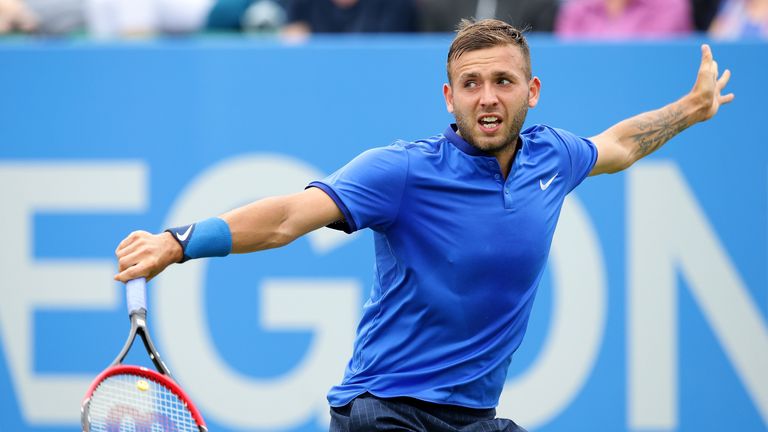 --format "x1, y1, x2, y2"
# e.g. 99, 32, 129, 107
589, 44, 734, 176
